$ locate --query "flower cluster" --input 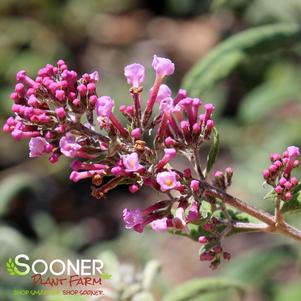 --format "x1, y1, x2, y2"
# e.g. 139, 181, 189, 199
263, 146, 300, 201
8, 55, 301, 268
